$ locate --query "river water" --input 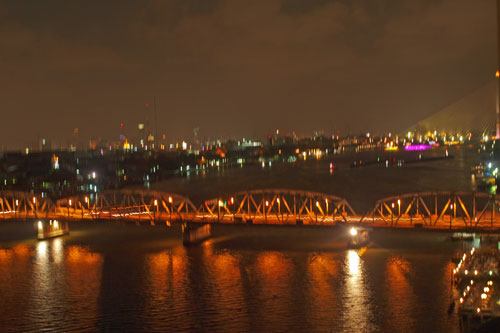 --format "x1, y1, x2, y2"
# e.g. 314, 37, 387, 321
0, 147, 481, 332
